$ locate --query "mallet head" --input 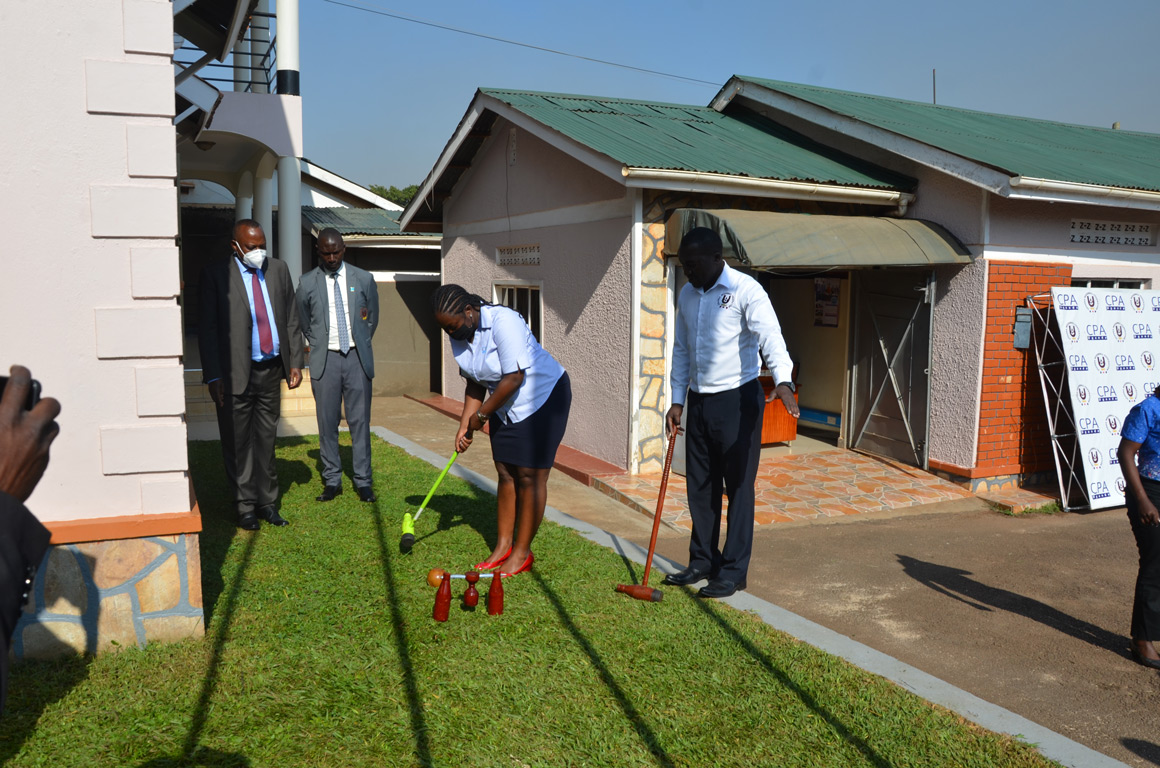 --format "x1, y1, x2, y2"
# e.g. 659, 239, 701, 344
400, 513, 416, 553
615, 583, 663, 602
